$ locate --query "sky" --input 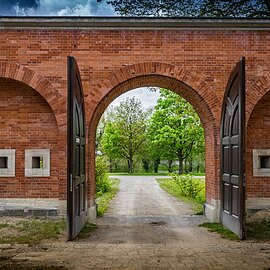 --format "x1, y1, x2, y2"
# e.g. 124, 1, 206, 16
110, 88, 160, 109
0, 0, 115, 16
